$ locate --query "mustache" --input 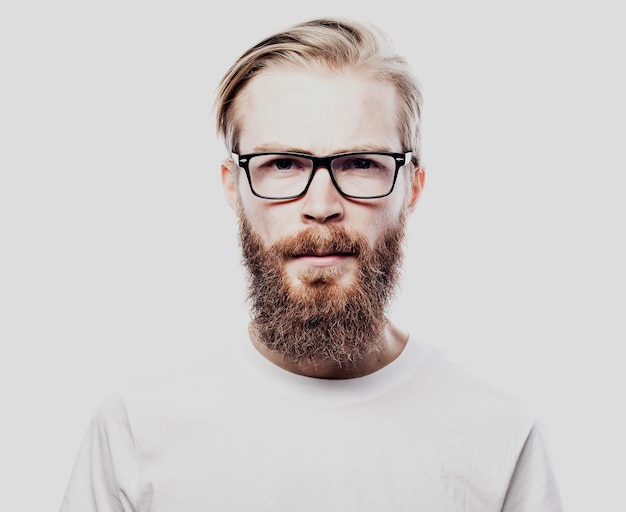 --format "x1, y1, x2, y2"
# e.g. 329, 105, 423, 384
273, 226, 369, 258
